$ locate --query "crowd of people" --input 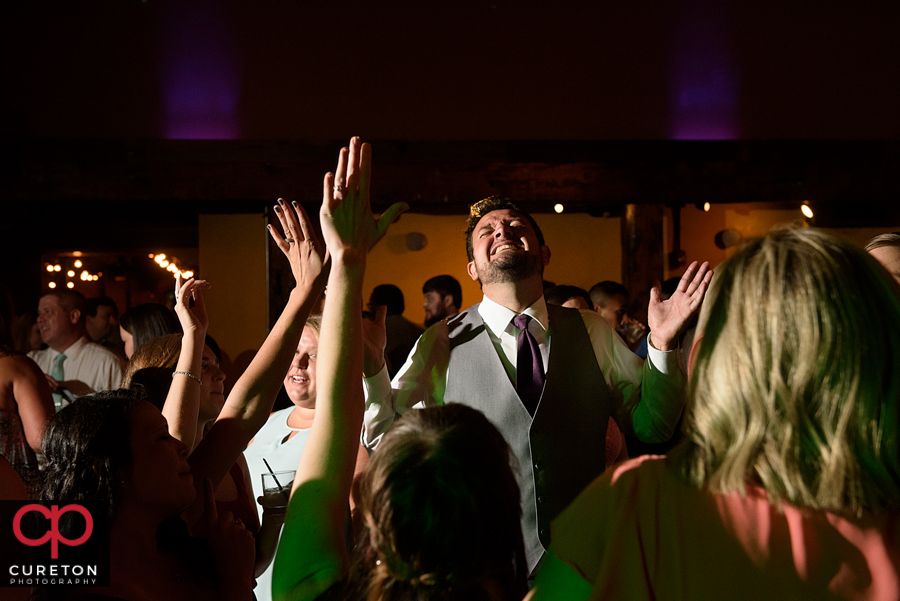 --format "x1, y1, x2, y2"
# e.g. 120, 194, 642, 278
1, 137, 899, 600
